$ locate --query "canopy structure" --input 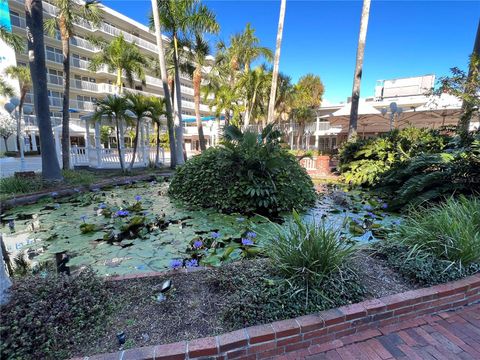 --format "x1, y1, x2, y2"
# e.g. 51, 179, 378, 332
182, 115, 225, 123
53, 123, 86, 136
327, 101, 382, 118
